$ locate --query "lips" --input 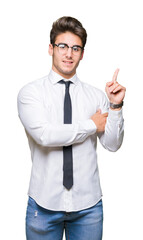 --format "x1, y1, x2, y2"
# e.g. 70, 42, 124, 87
63, 60, 73, 65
